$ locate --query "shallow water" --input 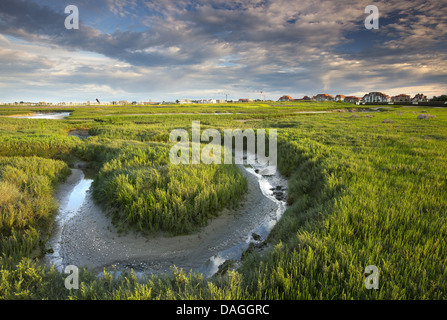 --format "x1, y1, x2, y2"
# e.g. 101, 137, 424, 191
45, 171, 93, 272
64, 179, 93, 216
198, 163, 288, 277
12, 112, 70, 119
